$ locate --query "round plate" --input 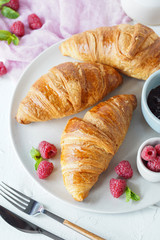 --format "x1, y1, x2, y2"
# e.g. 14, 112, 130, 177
10, 41, 160, 214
